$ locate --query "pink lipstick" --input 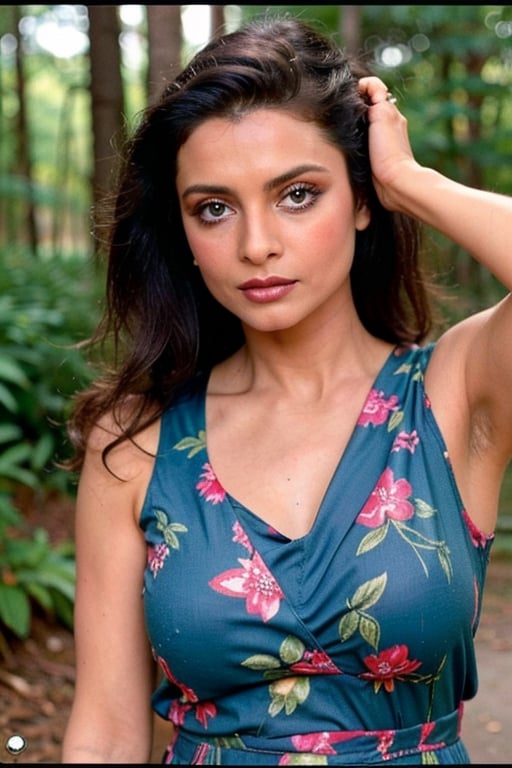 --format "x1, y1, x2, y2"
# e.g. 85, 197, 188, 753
238, 276, 297, 303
